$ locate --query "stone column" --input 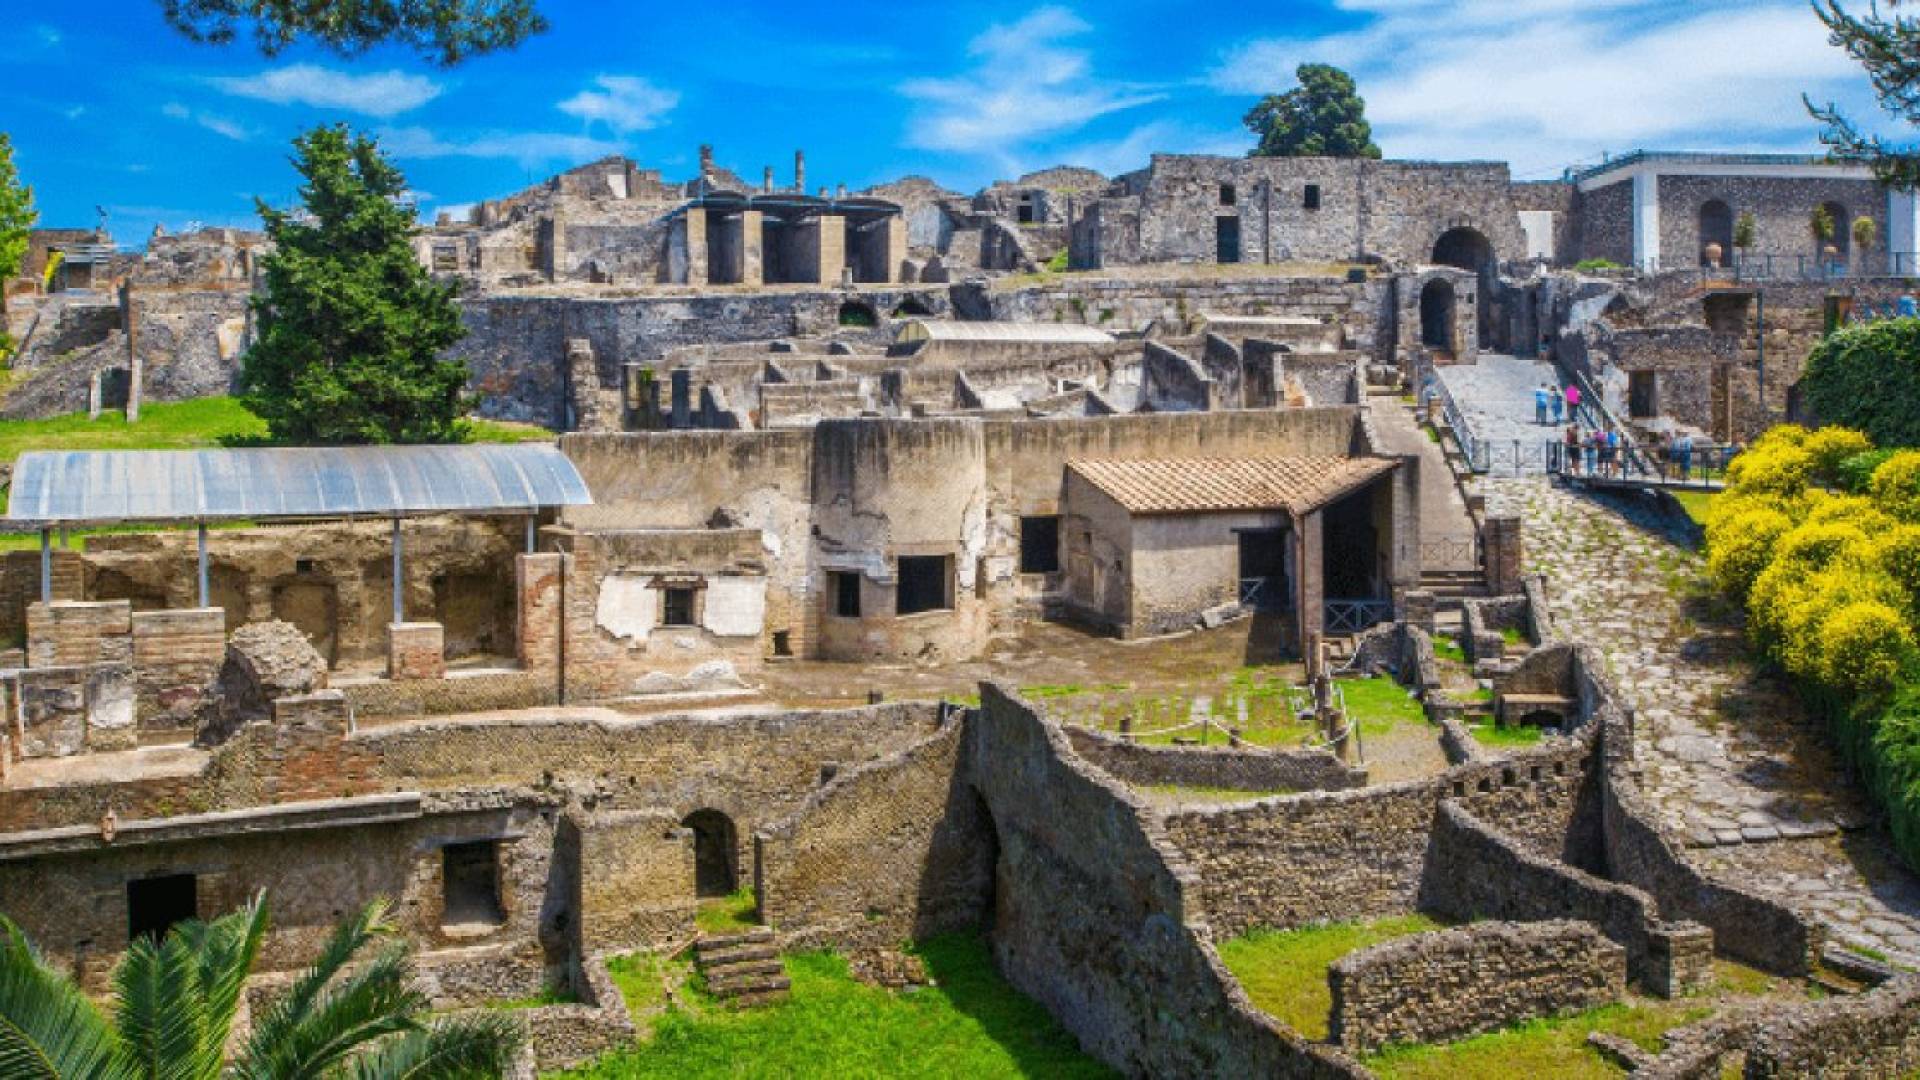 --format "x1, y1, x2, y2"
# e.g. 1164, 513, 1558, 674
815, 215, 846, 285
882, 216, 908, 284
1631, 171, 1661, 271
1481, 515, 1524, 596
740, 209, 764, 287
120, 282, 142, 422
671, 211, 707, 286
515, 553, 563, 674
